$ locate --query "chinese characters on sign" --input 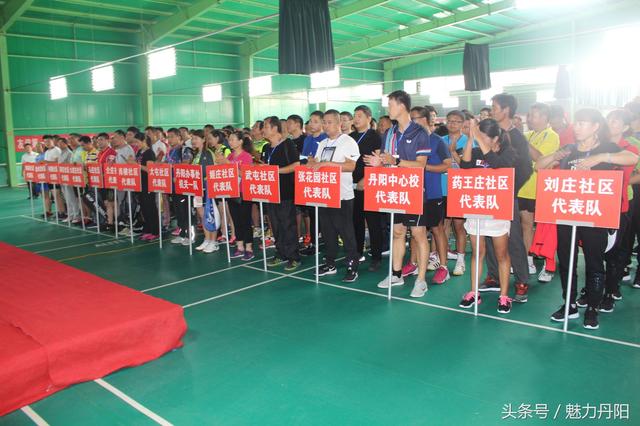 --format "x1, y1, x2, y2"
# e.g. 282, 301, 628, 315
363, 167, 424, 214
115, 164, 141, 192
240, 165, 280, 203
447, 168, 514, 220
535, 169, 623, 229
148, 163, 172, 193
34, 163, 48, 183
87, 163, 103, 188
58, 163, 72, 186
69, 164, 85, 187
294, 166, 341, 208
206, 164, 240, 199
174, 164, 203, 197
46, 163, 60, 185
23, 163, 36, 182
103, 165, 119, 189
